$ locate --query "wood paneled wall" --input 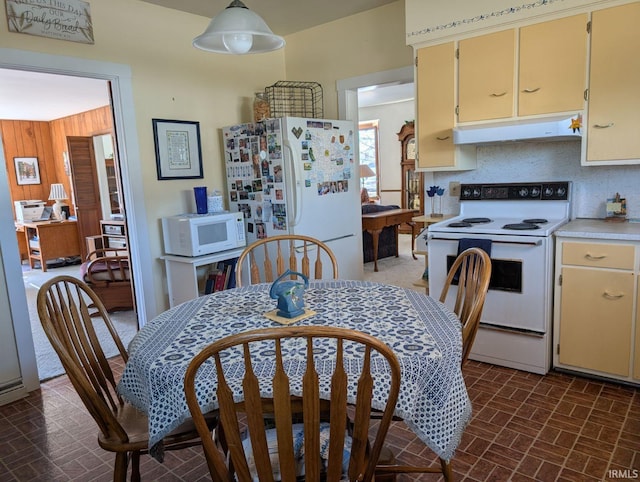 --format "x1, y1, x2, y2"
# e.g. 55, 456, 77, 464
1, 120, 56, 208
2, 105, 114, 218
